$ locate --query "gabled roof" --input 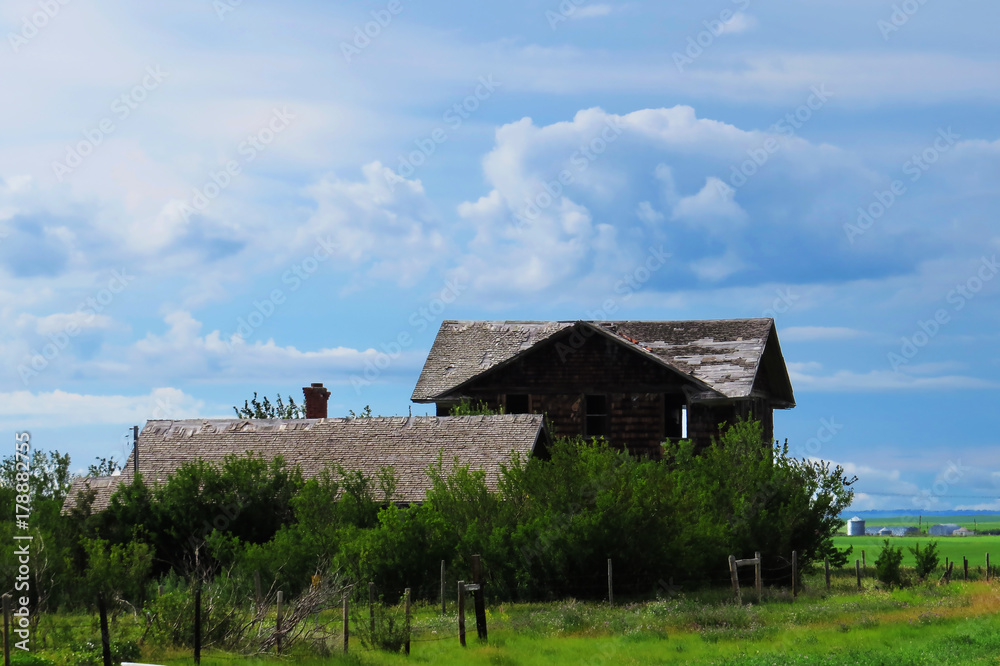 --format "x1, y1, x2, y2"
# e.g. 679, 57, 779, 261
63, 414, 547, 512
63, 475, 125, 514
412, 319, 794, 406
